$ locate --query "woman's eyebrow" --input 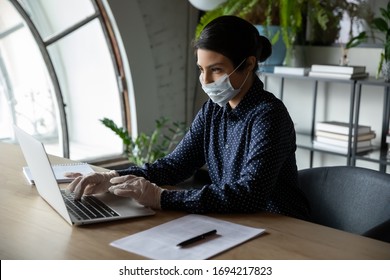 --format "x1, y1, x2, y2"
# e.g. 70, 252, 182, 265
197, 62, 225, 69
